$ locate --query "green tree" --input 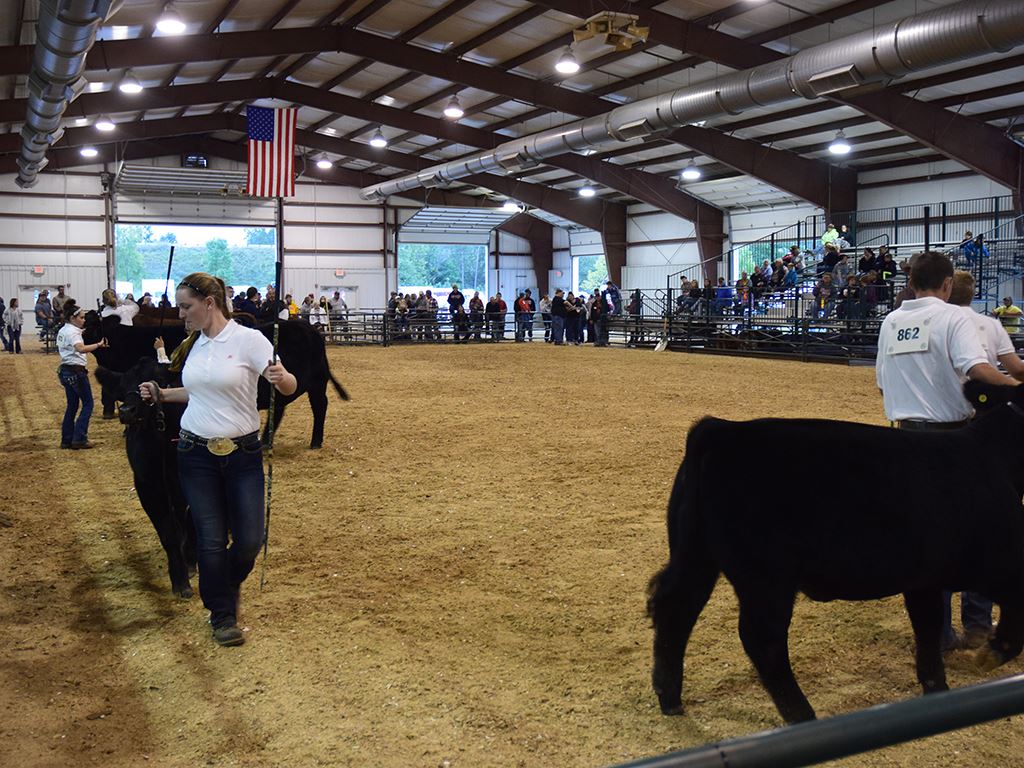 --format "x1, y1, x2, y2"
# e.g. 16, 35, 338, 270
158, 231, 177, 243
115, 225, 145, 293
205, 238, 233, 284
245, 227, 276, 245
578, 255, 606, 294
